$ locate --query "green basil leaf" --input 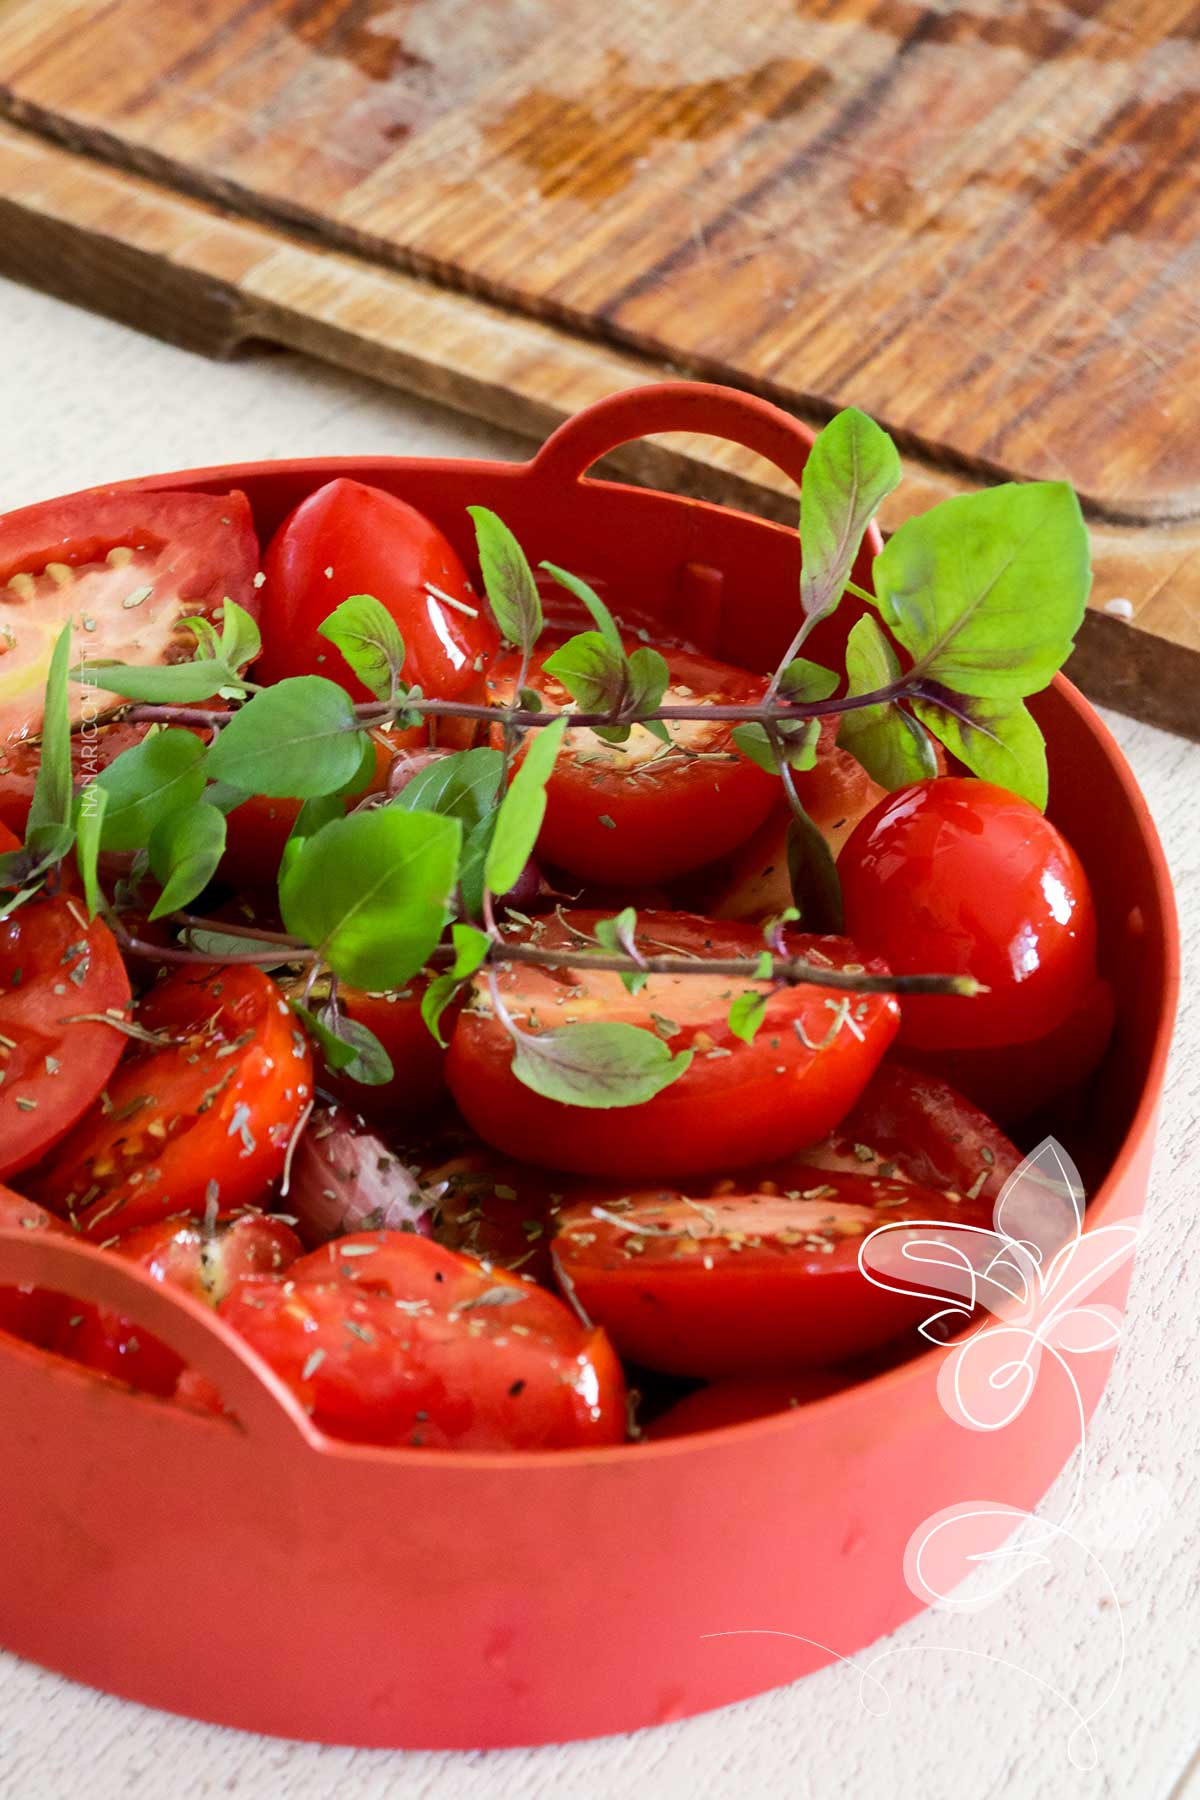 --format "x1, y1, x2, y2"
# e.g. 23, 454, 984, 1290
778, 657, 839, 704
468, 507, 543, 654
786, 809, 844, 934
71, 659, 238, 704
910, 689, 1049, 811
219, 598, 262, 671
181, 926, 290, 968
180, 614, 223, 660
542, 631, 624, 713
484, 715, 566, 896
421, 973, 466, 1048
292, 1003, 394, 1087
800, 408, 902, 625
449, 921, 491, 978
318, 594, 406, 702
73, 785, 108, 919
836, 614, 937, 790
279, 793, 346, 884
27, 625, 73, 837
95, 728, 208, 851
539, 562, 623, 653
872, 481, 1090, 698
626, 646, 670, 717
510, 1020, 693, 1109
732, 719, 819, 774
728, 990, 768, 1044
147, 801, 227, 920
205, 678, 367, 797
393, 746, 503, 828
592, 906, 647, 995
280, 807, 462, 991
